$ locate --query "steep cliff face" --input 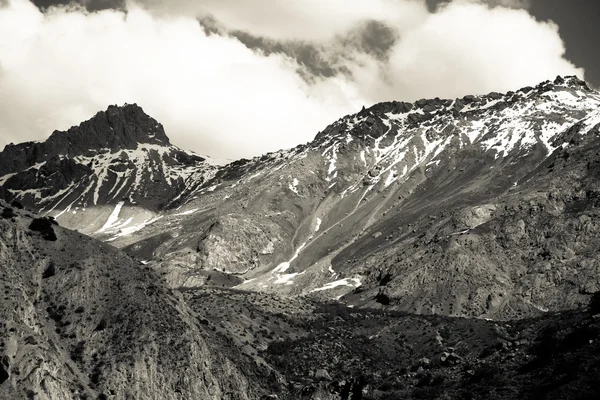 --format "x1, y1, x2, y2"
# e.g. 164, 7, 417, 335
0, 201, 263, 400
0, 104, 172, 175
